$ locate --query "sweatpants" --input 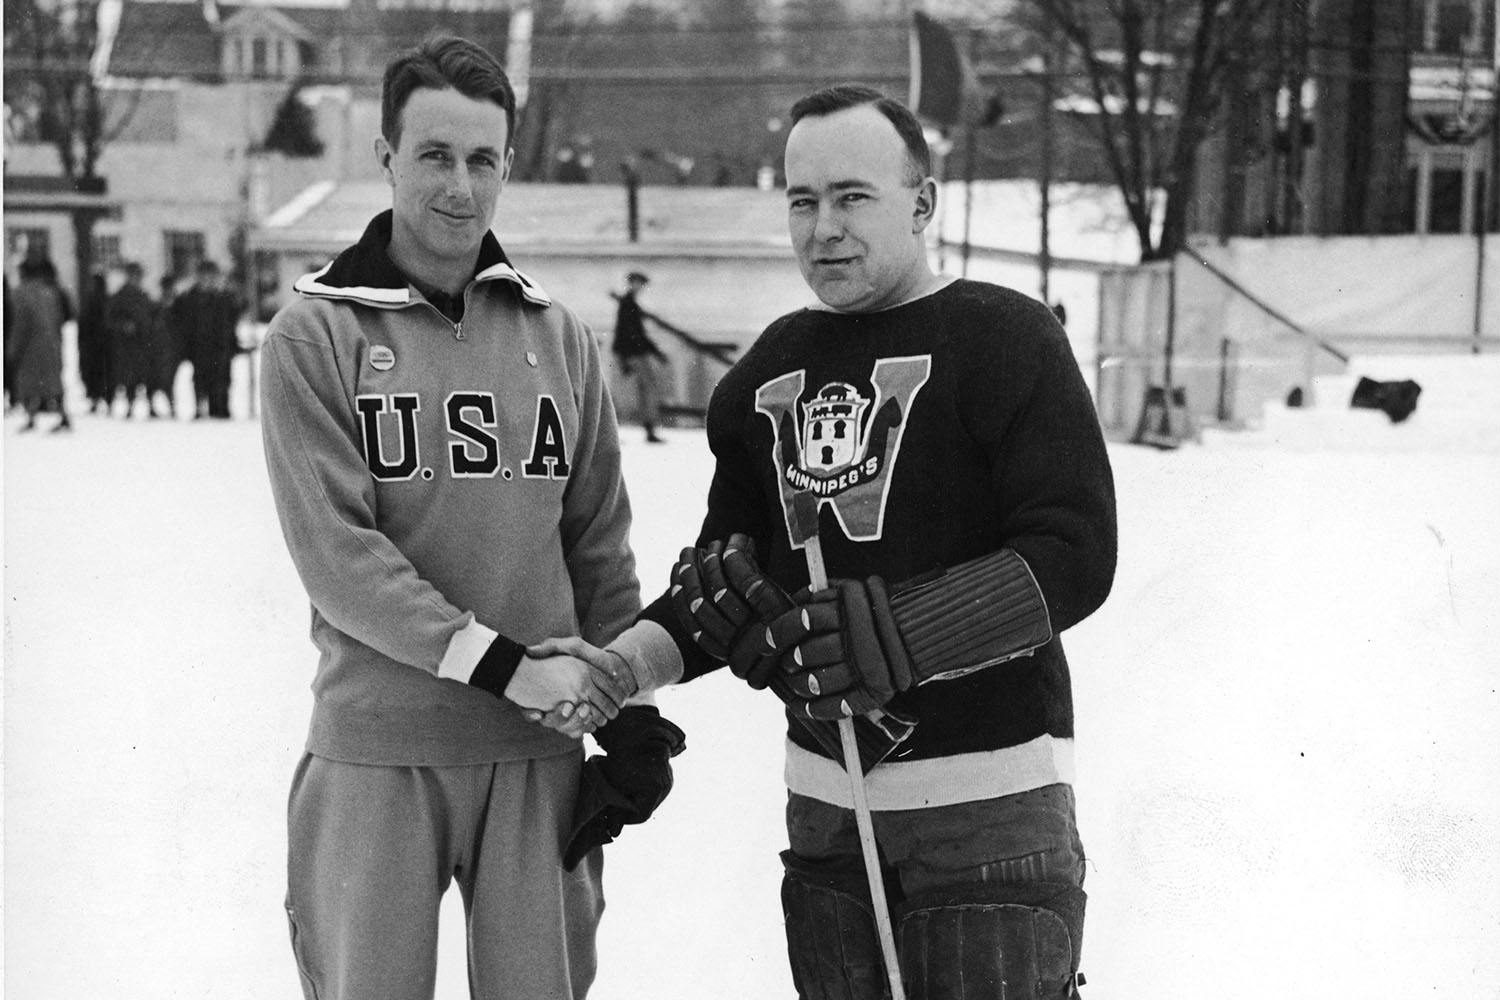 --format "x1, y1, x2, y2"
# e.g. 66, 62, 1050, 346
285, 751, 604, 1000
